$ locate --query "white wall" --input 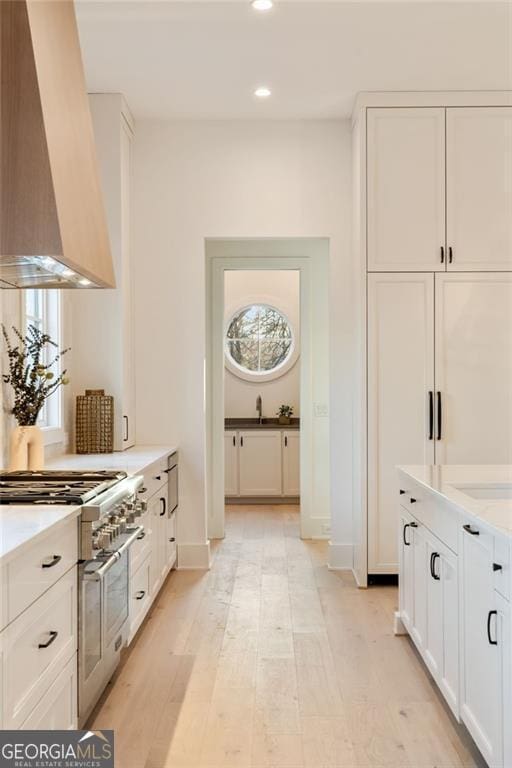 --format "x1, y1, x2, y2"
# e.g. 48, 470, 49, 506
133, 119, 353, 560
224, 270, 300, 419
